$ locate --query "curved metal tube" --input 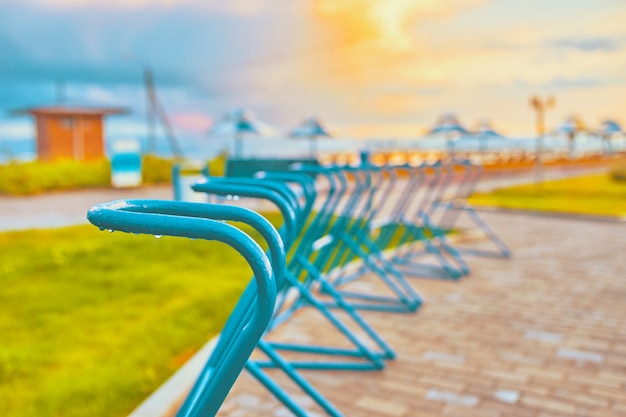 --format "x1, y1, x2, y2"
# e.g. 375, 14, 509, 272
193, 179, 298, 248
87, 200, 277, 417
